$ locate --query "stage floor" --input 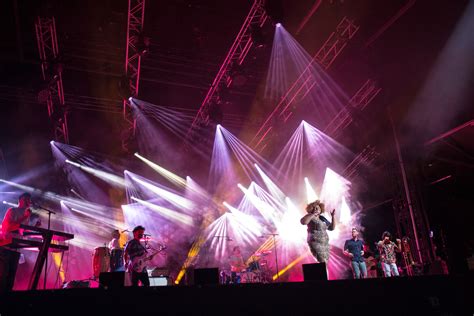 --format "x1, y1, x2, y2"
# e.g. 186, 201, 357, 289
0, 275, 472, 315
